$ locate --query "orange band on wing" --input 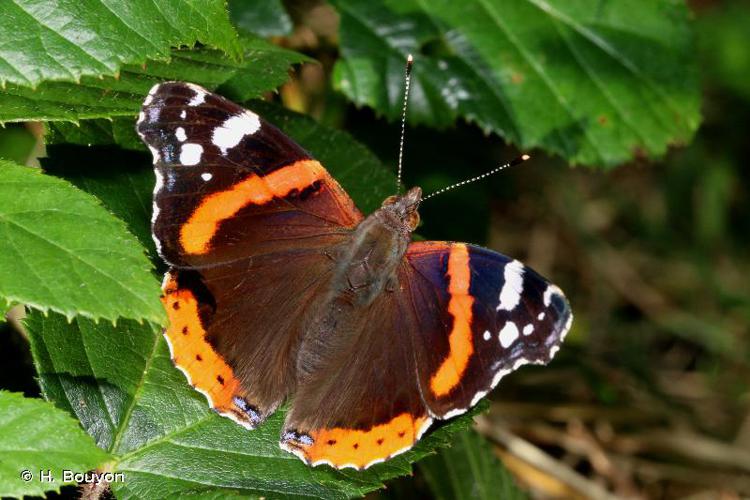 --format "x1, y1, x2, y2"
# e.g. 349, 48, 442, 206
179, 160, 326, 254
429, 243, 475, 397
162, 274, 254, 427
285, 413, 431, 469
